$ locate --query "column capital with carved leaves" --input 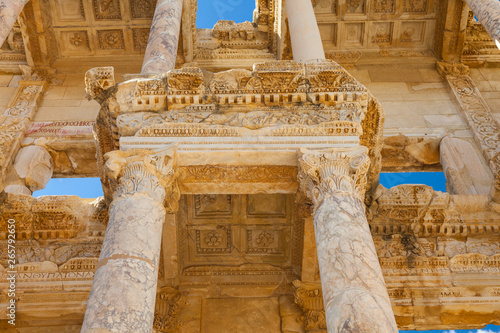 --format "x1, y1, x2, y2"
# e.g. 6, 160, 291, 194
81, 145, 180, 333
297, 146, 398, 333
